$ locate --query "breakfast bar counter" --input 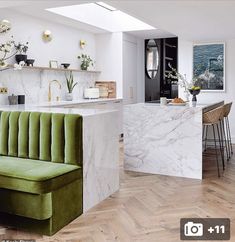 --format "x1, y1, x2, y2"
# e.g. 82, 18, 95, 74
124, 101, 223, 179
